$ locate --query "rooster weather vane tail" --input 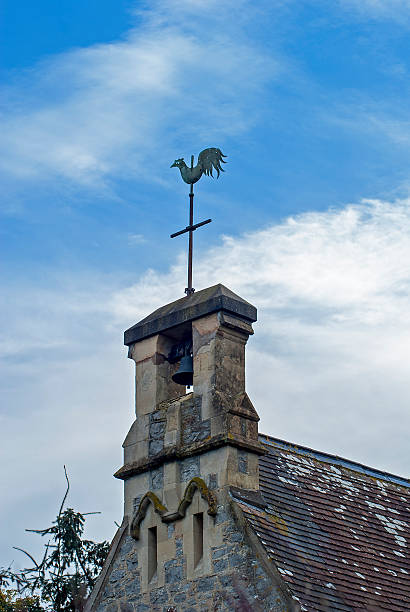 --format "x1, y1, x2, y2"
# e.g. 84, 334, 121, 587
170, 147, 227, 184
170, 146, 226, 296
